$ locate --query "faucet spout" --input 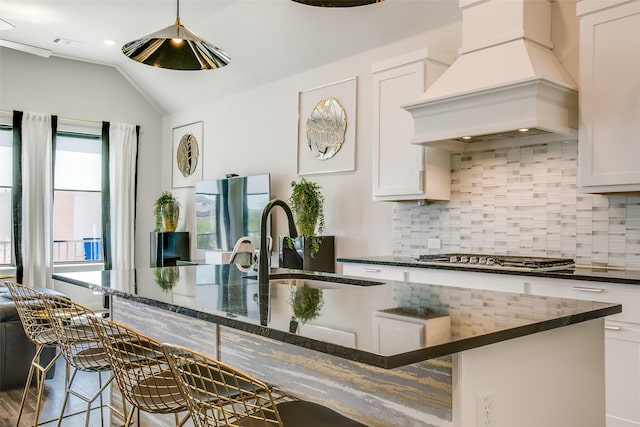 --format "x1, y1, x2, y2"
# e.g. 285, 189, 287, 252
258, 199, 297, 326
259, 199, 298, 286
